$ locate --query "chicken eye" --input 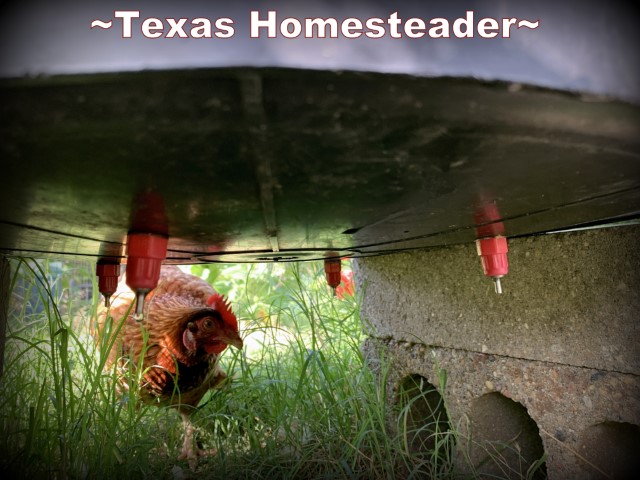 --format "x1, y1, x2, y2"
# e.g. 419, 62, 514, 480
202, 318, 214, 330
